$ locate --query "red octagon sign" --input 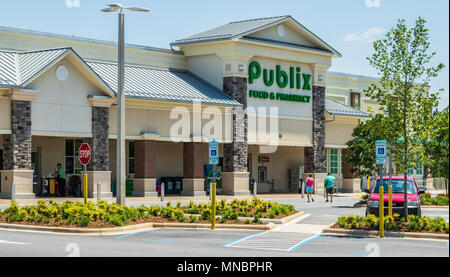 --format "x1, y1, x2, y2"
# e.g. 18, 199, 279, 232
78, 143, 91, 165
